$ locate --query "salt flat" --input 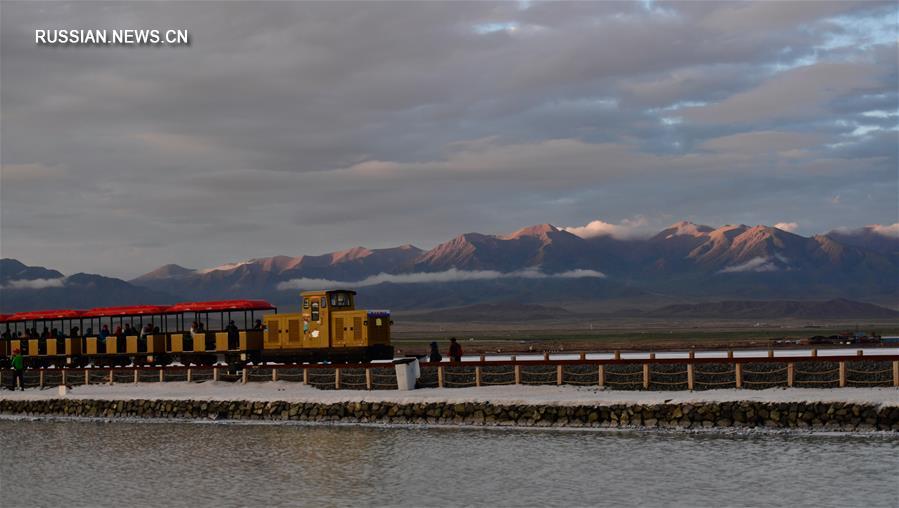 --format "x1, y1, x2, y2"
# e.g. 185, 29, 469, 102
1, 382, 896, 407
